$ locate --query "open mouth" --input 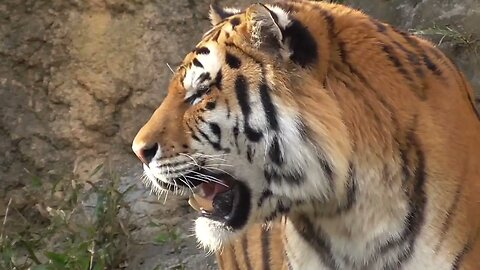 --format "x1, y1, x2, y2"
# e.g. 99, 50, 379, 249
181, 171, 251, 229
